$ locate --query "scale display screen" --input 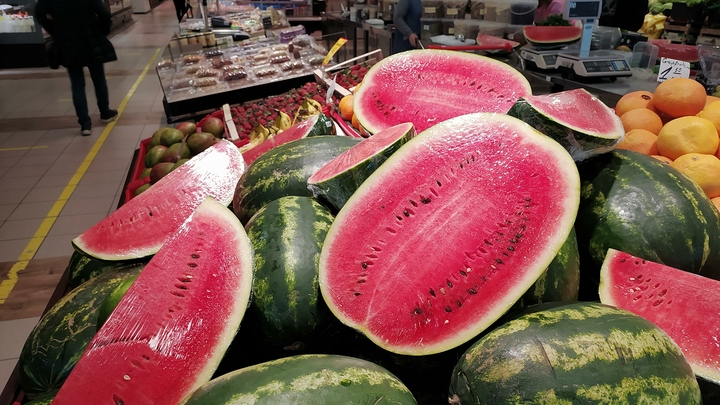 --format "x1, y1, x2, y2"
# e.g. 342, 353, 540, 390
564, 0, 602, 19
